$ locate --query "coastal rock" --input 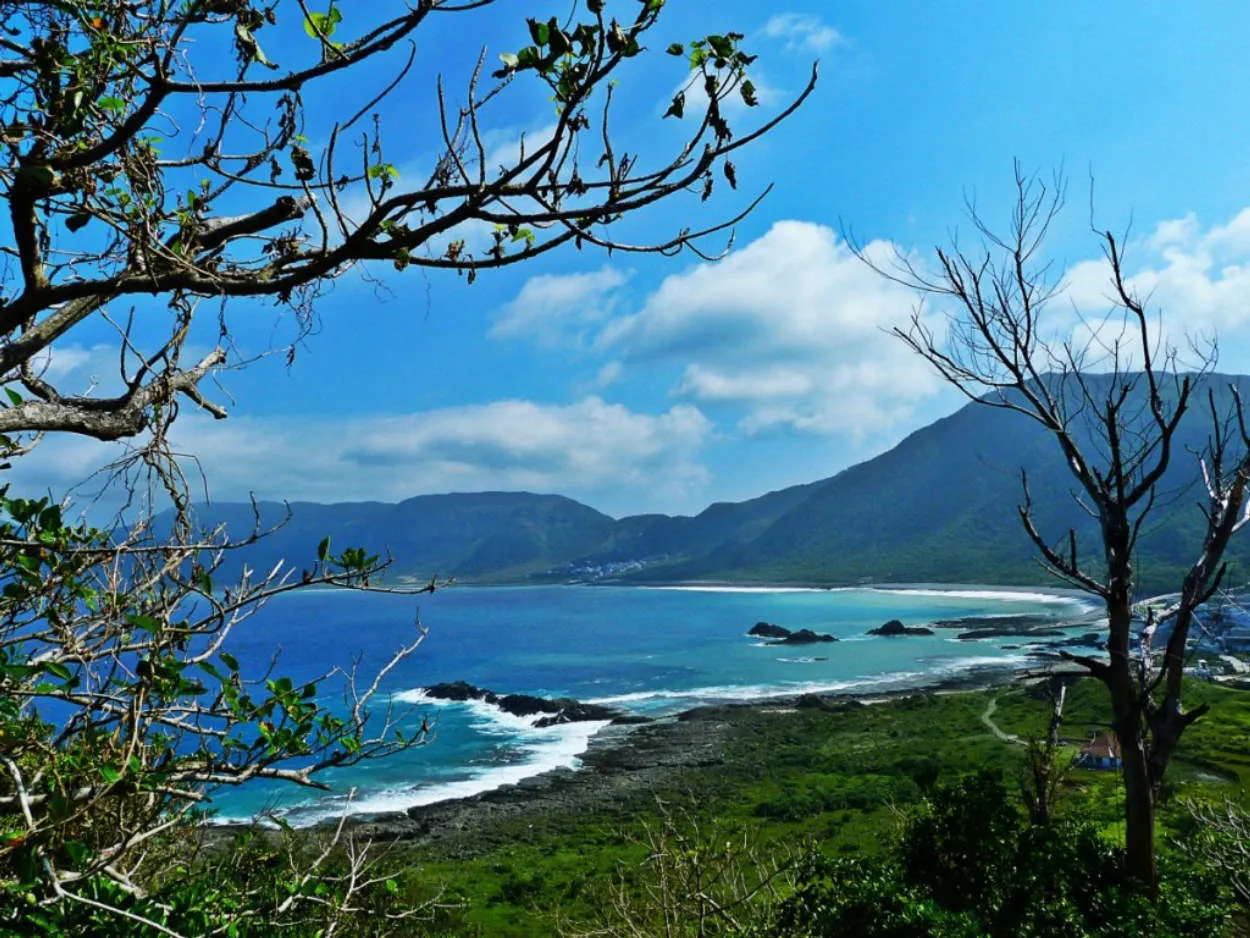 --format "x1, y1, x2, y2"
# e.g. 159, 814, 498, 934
796, 694, 865, 712
930, 614, 1069, 632
958, 627, 1065, 641
424, 680, 488, 702
422, 682, 623, 725
868, 619, 934, 637
748, 622, 791, 639
1049, 631, 1104, 649
776, 628, 837, 645
748, 622, 836, 644
531, 701, 620, 727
